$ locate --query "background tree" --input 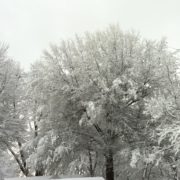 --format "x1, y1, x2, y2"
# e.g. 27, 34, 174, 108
0, 43, 28, 177
144, 50, 180, 180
